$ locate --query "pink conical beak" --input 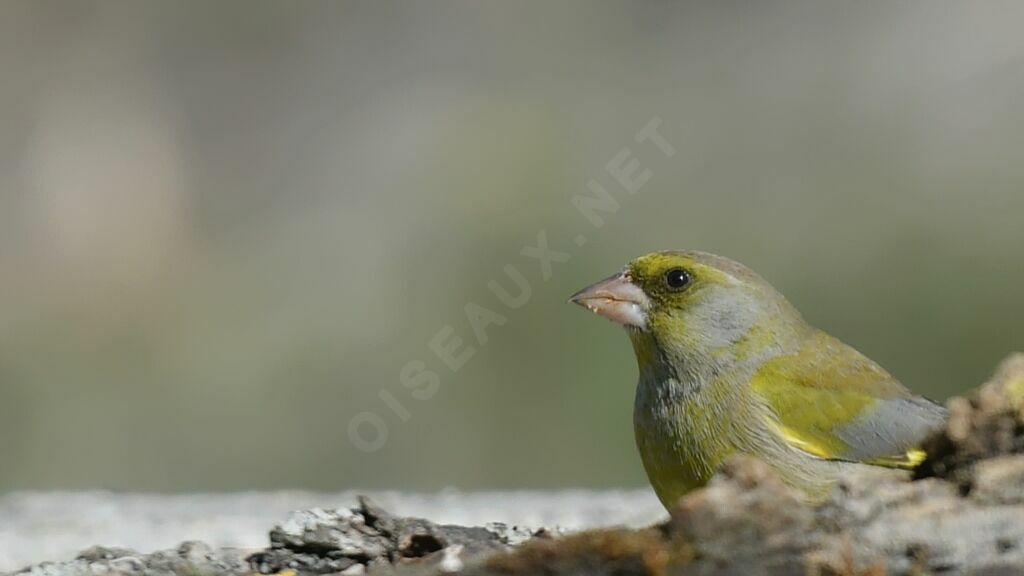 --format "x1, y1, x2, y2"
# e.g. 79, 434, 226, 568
569, 272, 651, 329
